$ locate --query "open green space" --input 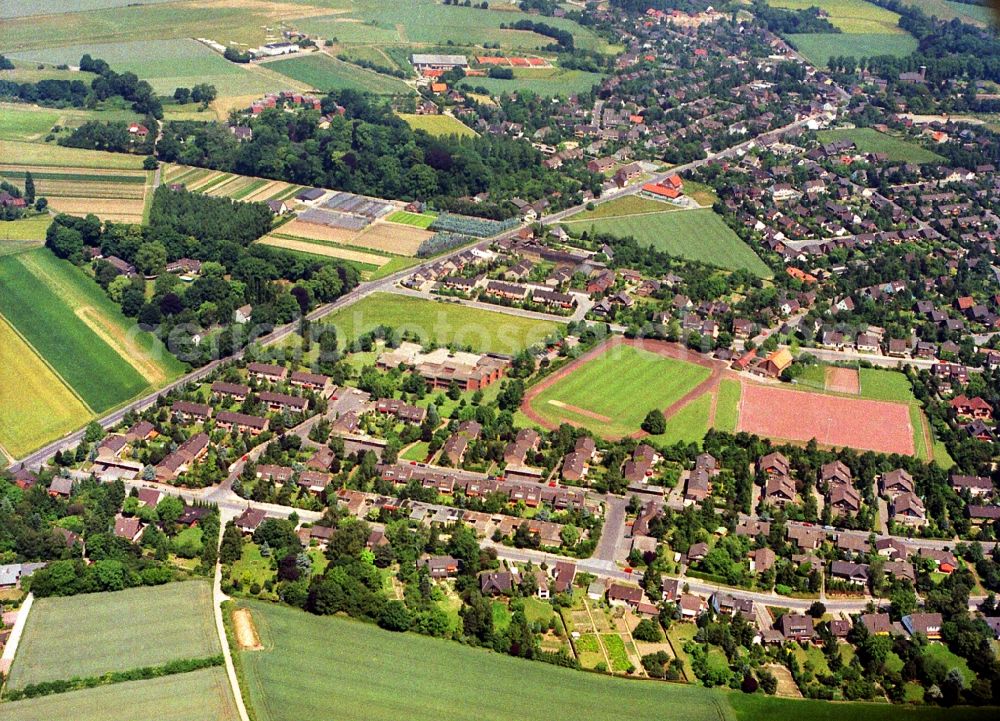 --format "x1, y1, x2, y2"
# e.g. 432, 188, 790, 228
0, 105, 61, 142
564, 208, 770, 277
565, 195, 677, 222
656, 392, 713, 447
0, 666, 238, 721
386, 209, 439, 228
816, 128, 944, 164
397, 113, 477, 138
714, 378, 742, 434
7, 581, 220, 690
0, 216, 51, 241
0, 0, 179, 19
859, 367, 919, 402
321, 292, 561, 355
238, 600, 733, 721
785, 32, 918, 67
268, 53, 414, 96
0, 248, 183, 414
460, 69, 607, 98
923, 642, 975, 686
530, 344, 711, 439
